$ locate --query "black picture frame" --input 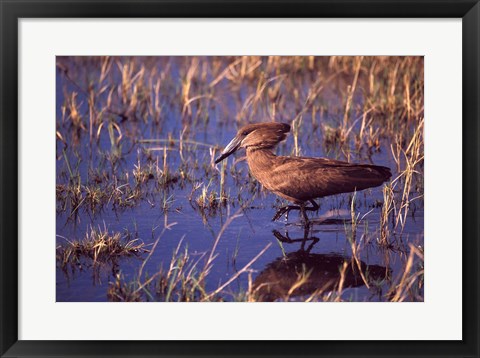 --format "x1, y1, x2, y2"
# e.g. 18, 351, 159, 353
1, 1, 478, 357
